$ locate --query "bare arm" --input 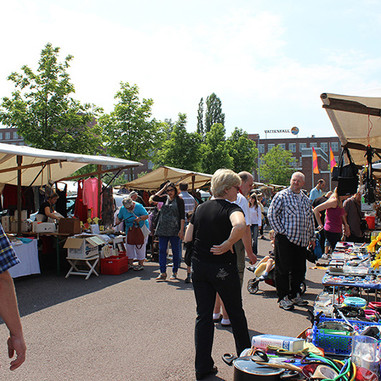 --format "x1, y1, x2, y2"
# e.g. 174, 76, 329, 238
210, 211, 246, 255
313, 198, 337, 230
184, 223, 194, 243
0, 271, 26, 370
